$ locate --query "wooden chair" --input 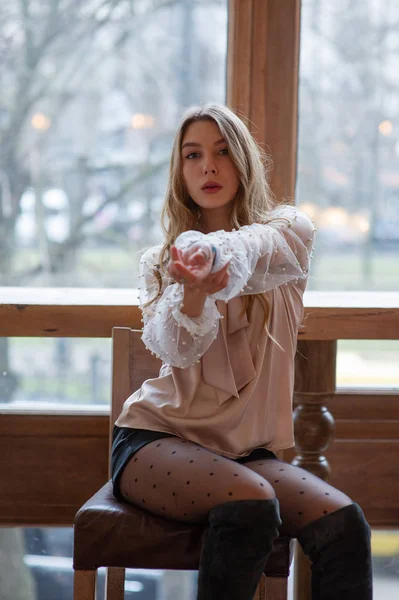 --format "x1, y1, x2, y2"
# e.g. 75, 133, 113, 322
73, 327, 294, 600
